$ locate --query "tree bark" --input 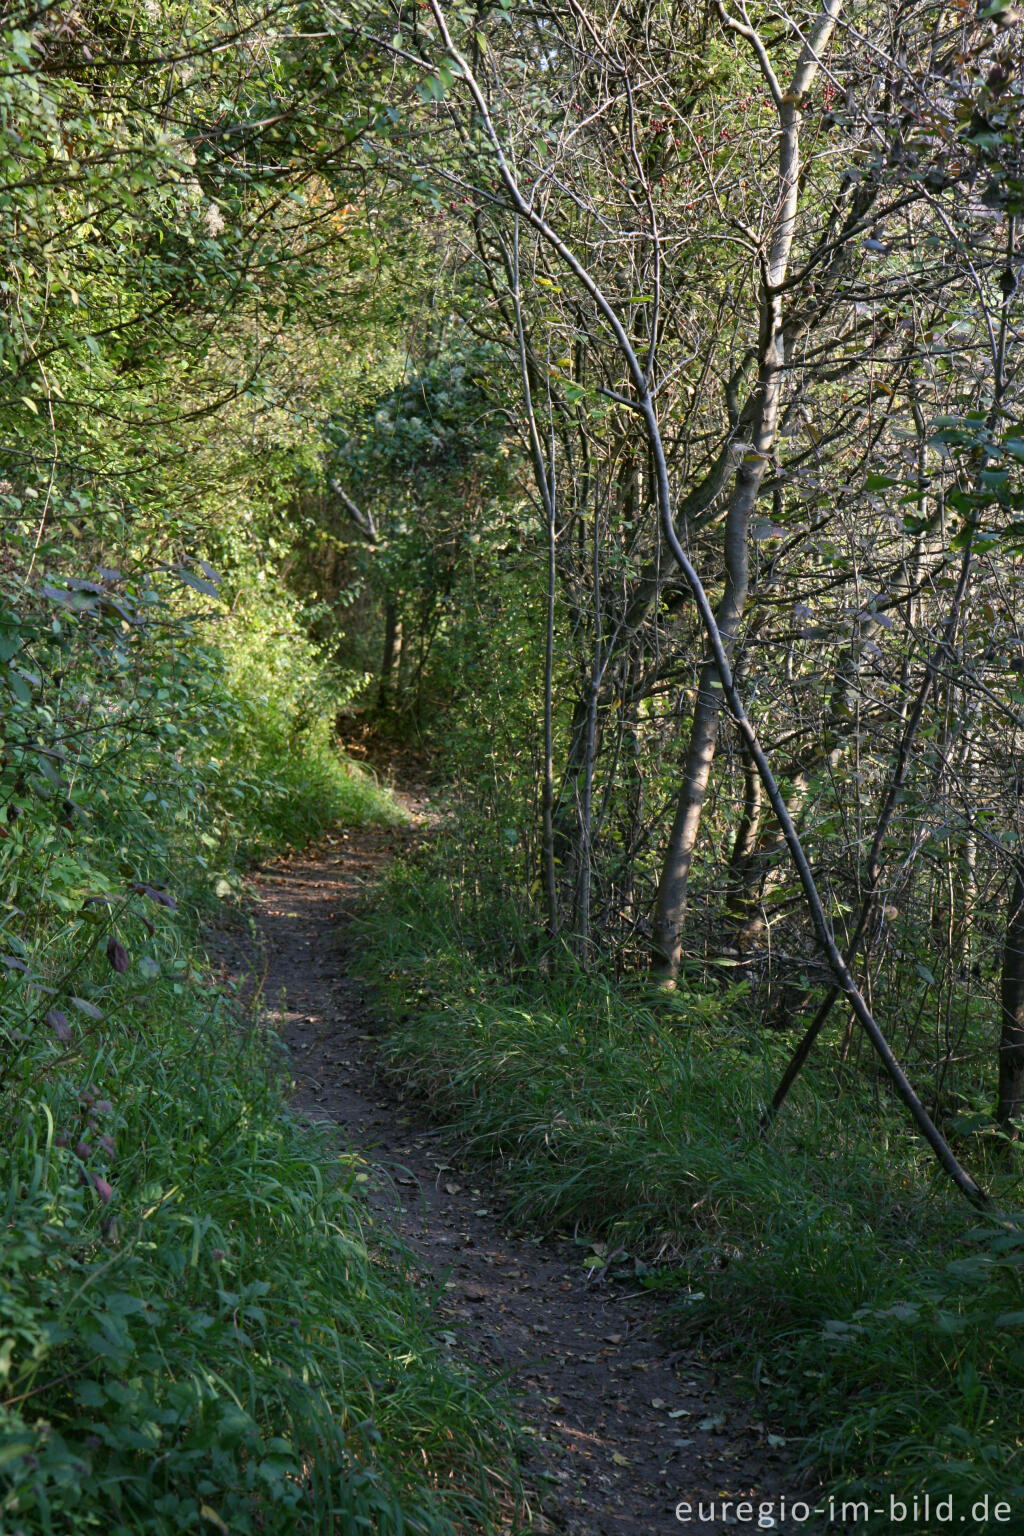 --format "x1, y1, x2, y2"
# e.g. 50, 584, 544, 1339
998, 862, 1024, 1138
724, 744, 763, 935
651, 475, 752, 977
424, 0, 987, 1204
650, 0, 839, 982
377, 600, 402, 710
